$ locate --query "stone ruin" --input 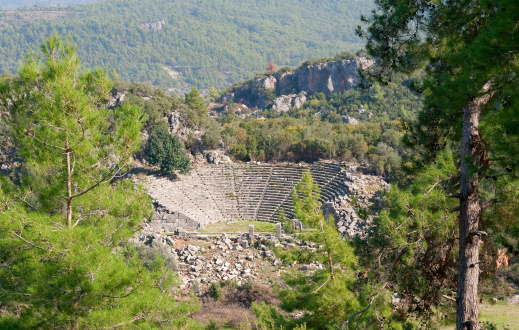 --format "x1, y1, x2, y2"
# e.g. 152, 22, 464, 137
133, 223, 325, 292
133, 161, 388, 238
